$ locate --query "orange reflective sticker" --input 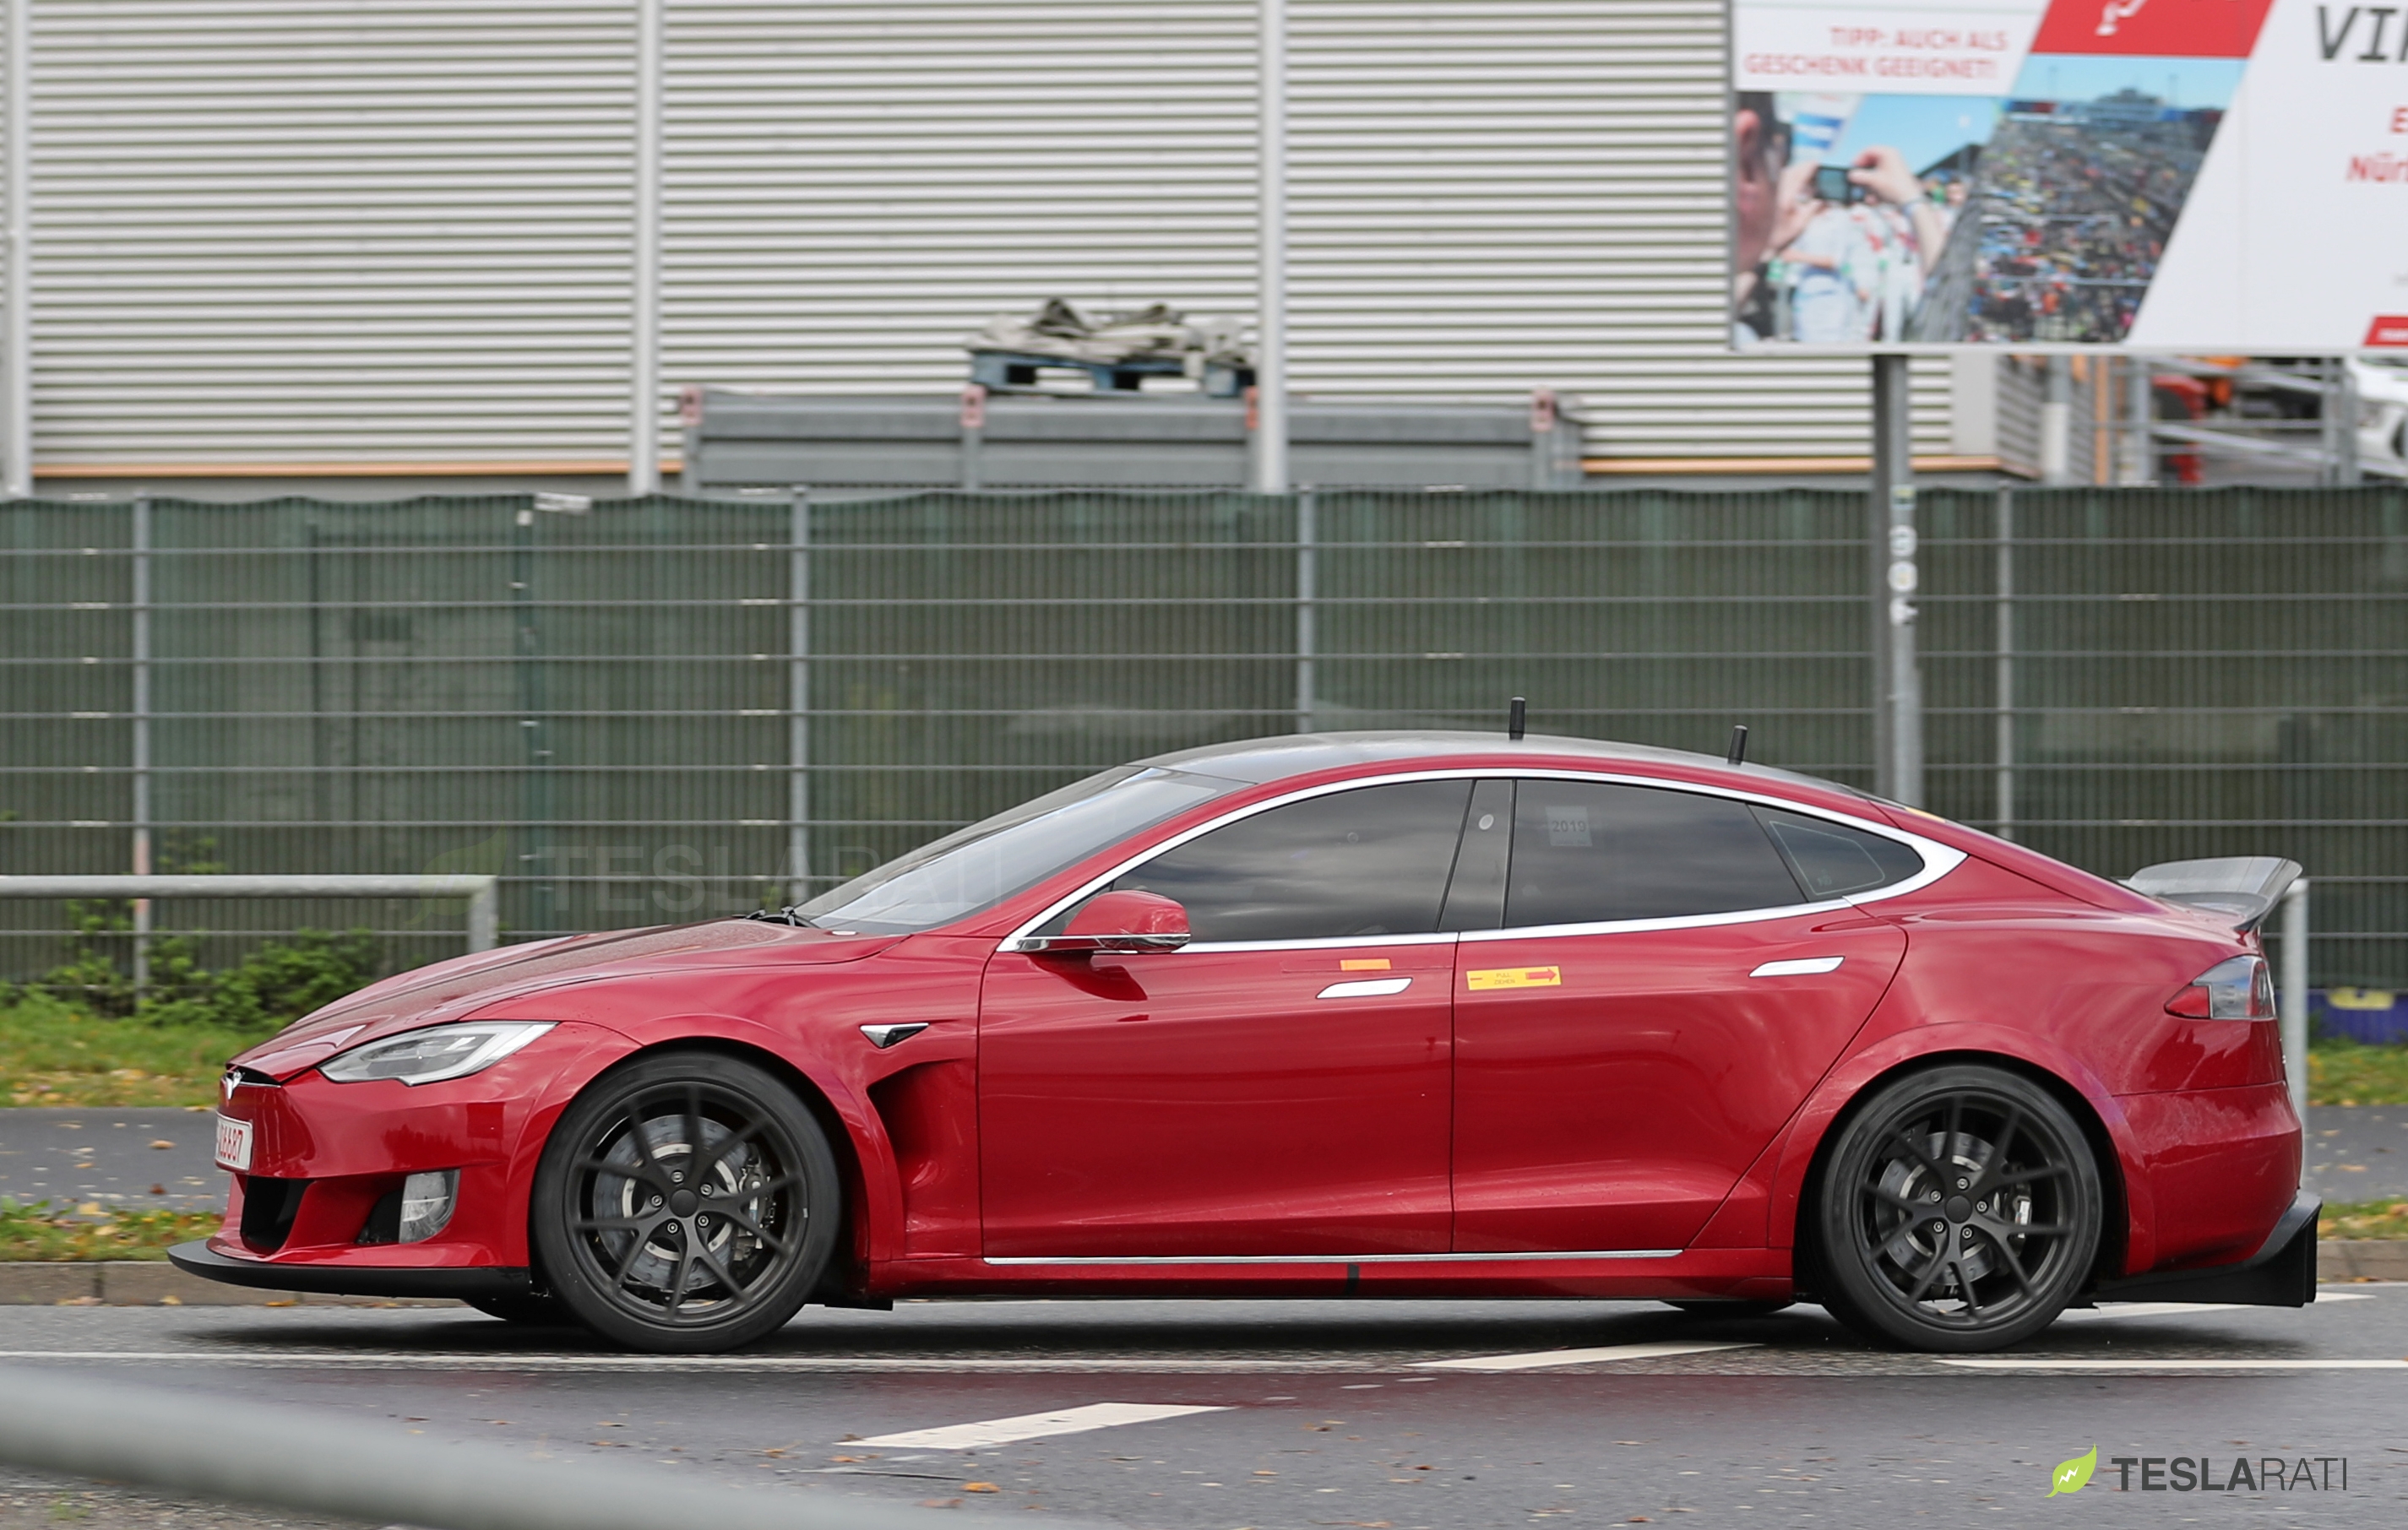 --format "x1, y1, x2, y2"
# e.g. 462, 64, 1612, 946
1340, 958, 1393, 971
1465, 966, 1562, 991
